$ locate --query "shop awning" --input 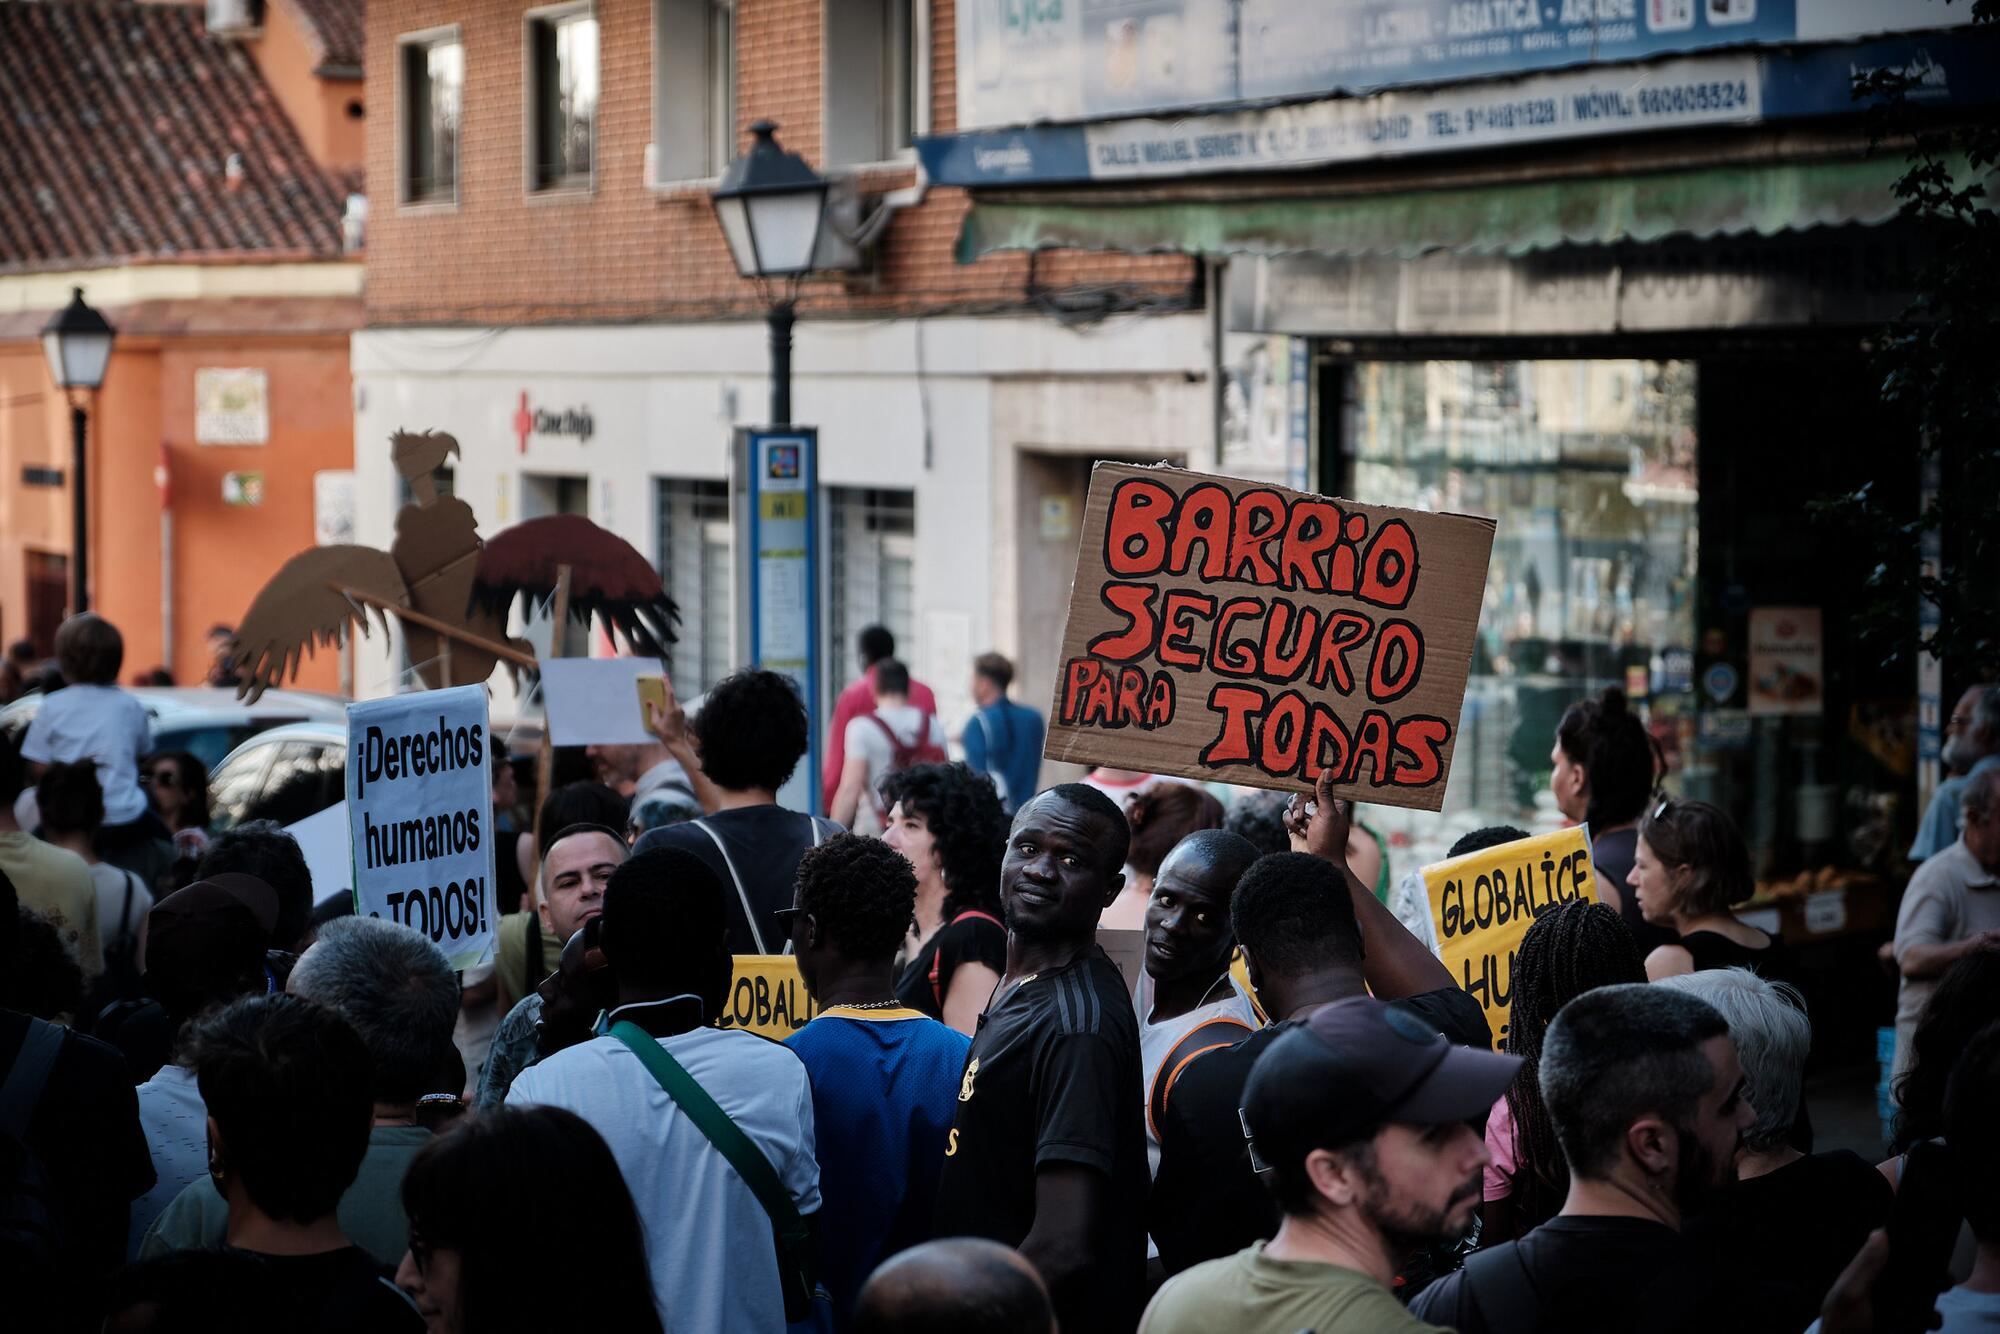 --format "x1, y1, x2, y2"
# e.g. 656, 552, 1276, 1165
957, 154, 1943, 262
